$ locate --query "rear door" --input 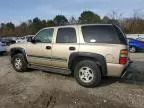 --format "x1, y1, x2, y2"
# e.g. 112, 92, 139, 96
51, 27, 79, 68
